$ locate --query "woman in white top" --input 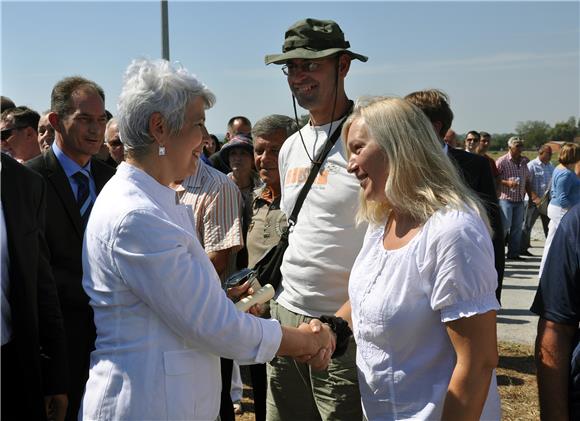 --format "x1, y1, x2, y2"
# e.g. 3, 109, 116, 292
340, 97, 501, 420
80, 58, 334, 421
